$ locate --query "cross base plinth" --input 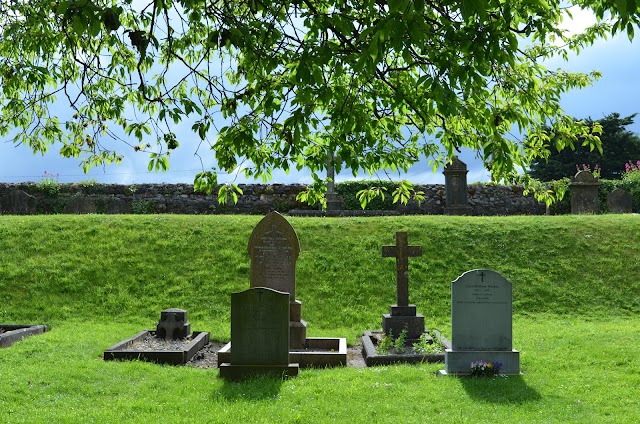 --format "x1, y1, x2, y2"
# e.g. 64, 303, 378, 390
389, 304, 417, 316
382, 313, 425, 340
